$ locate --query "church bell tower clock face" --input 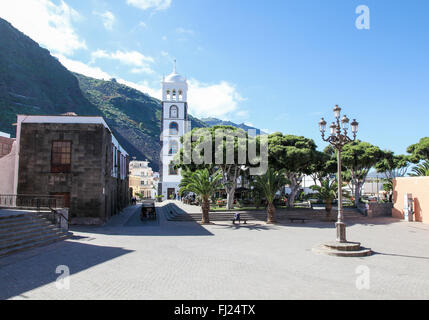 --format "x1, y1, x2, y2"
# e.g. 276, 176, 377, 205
160, 61, 188, 199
